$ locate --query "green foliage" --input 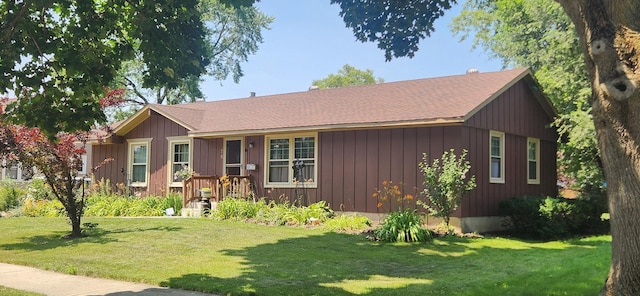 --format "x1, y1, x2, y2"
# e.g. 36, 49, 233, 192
452, 0, 603, 193
214, 198, 335, 227
281, 200, 334, 225
322, 214, 372, 232
1, 1, 212, 139
113, 0, 273, 106
21, 198, 66, 217
418, 149, 476, 228
330, 0, 455, 61
83, 194, 183, 217
26, 179, 53, 201
500, 196, 609, 240
0, 181, 25, 211
214, 197, 267, 221
312, 64, 384, 89
375, 209, 431, 242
